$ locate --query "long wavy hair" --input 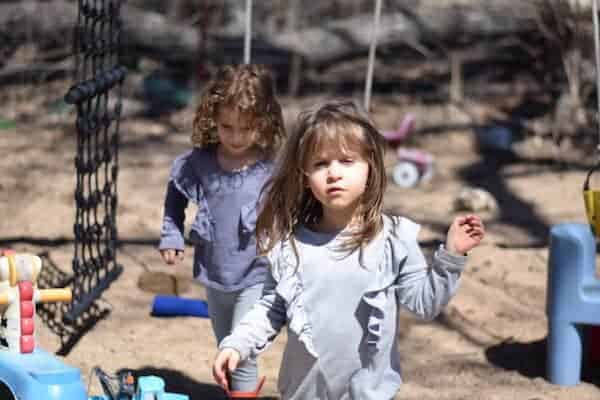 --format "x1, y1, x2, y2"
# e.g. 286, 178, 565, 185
256, 100, 387, 259
191, 64, 285, 159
